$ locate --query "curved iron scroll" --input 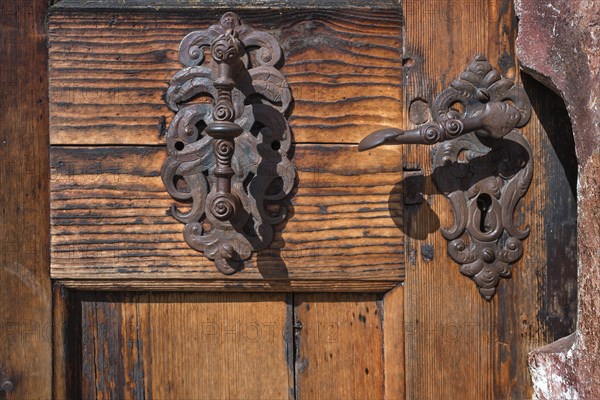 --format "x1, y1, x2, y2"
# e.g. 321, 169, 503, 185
359, 56, 533, 300
161, 12, 295, 274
